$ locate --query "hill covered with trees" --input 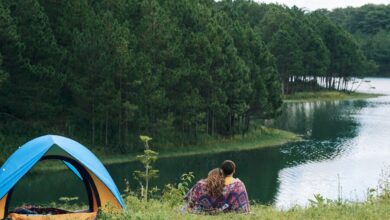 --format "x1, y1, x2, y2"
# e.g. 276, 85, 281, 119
324, 4, 390, 76
0, 0, 375, 156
